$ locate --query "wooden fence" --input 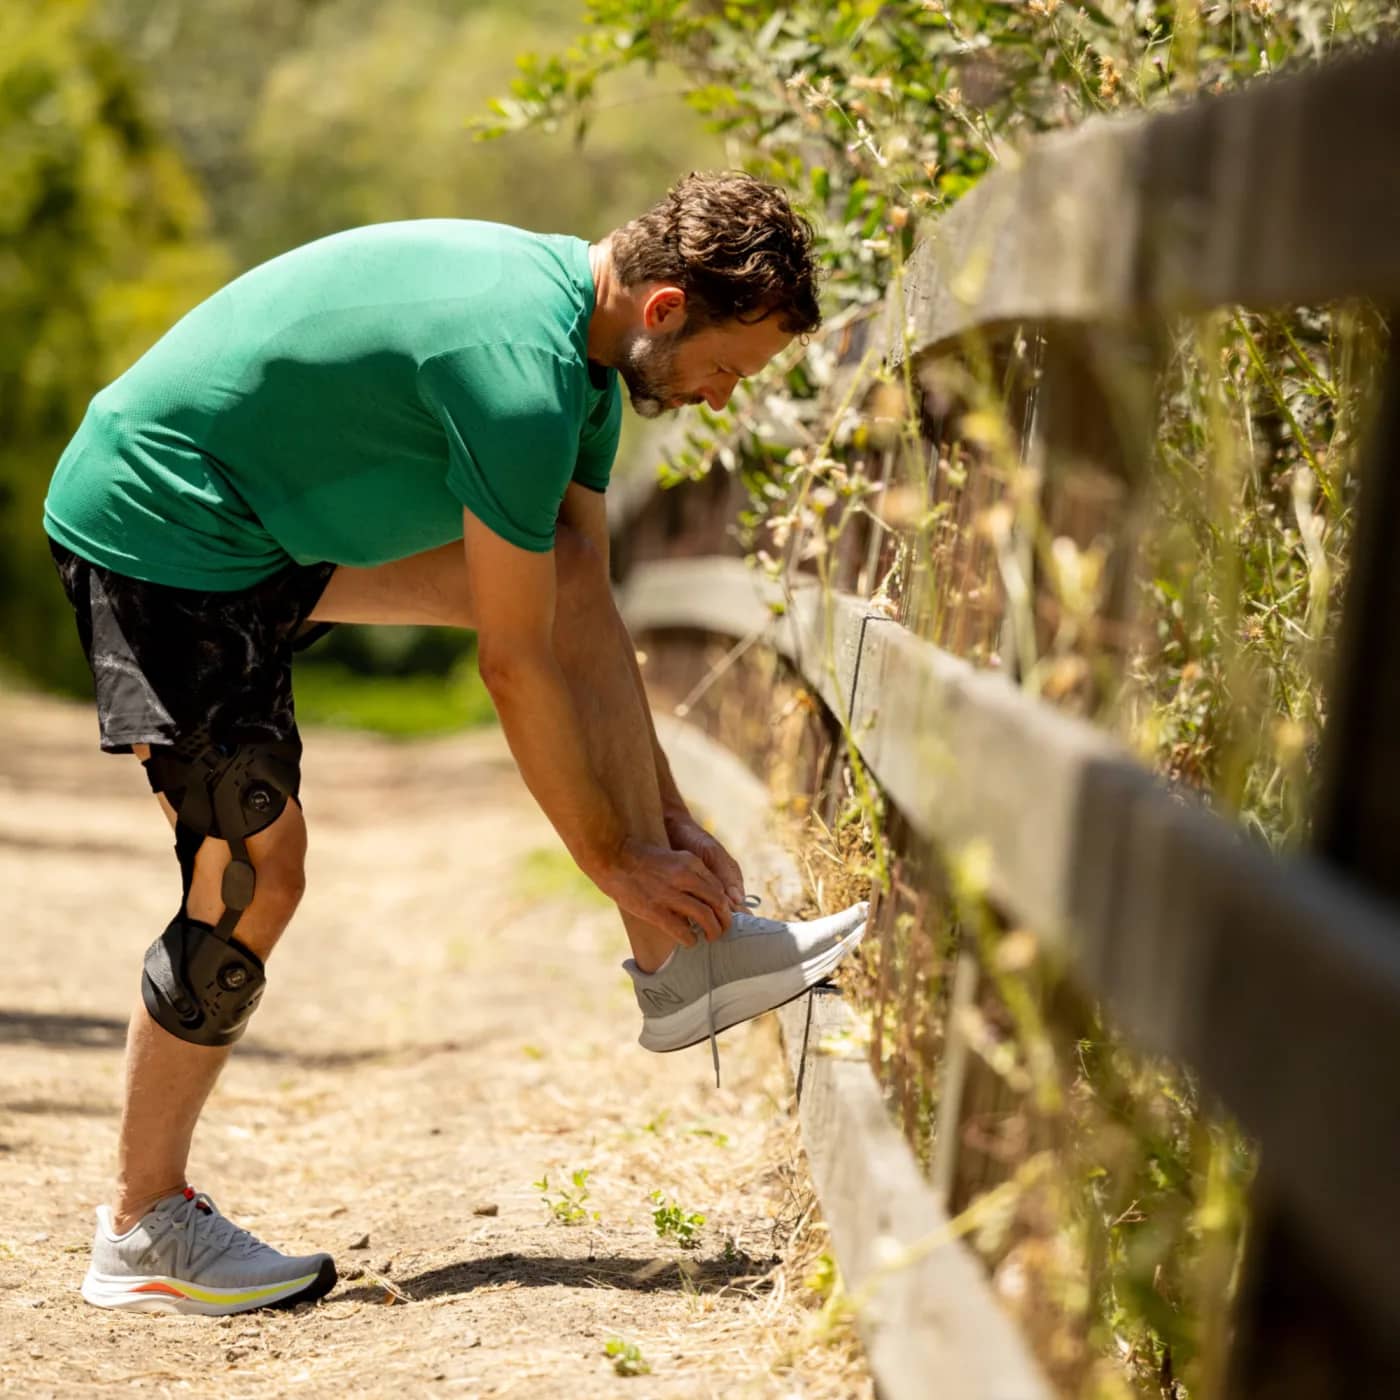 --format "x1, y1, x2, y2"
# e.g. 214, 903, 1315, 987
613, 43, 1400, 1399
